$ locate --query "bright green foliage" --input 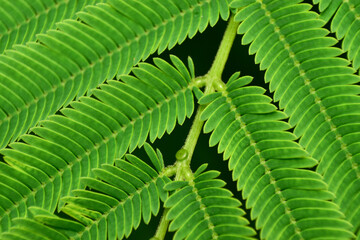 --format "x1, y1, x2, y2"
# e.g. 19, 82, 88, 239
1, 0, 360, 239
0, 56, 196, 232
199, 74, 354, 239
0, 0, 106, 53
0, 144, 171, 239
164, 165, 256, 240
0, 0, 229, 150
231, 0, 360, 236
